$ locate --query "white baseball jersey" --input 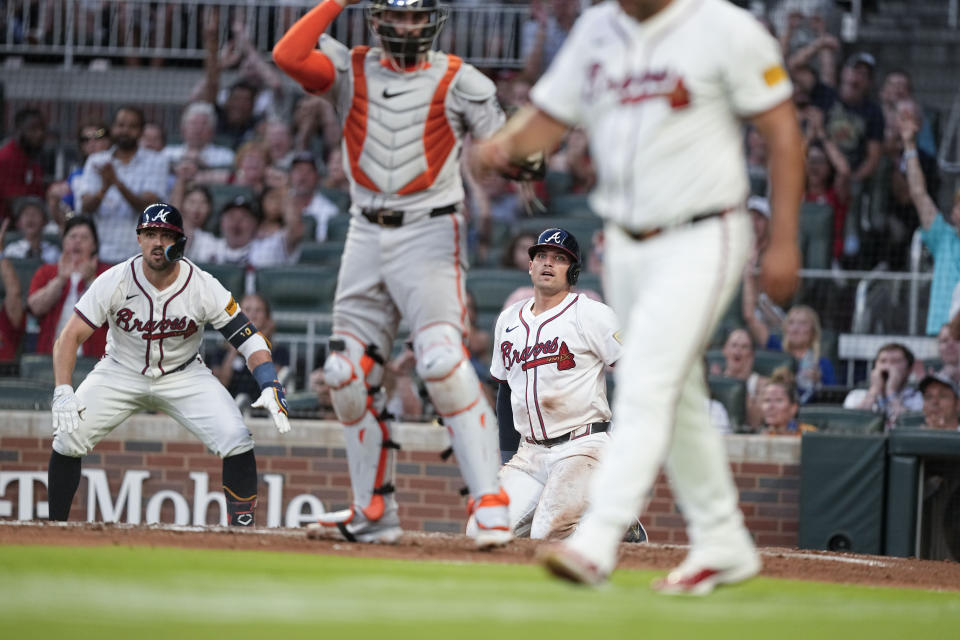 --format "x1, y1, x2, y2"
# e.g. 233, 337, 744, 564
490, 293, 622, 442
74, 257, 238, 377
318, 37, 505, 214
530, 0, 792, 230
